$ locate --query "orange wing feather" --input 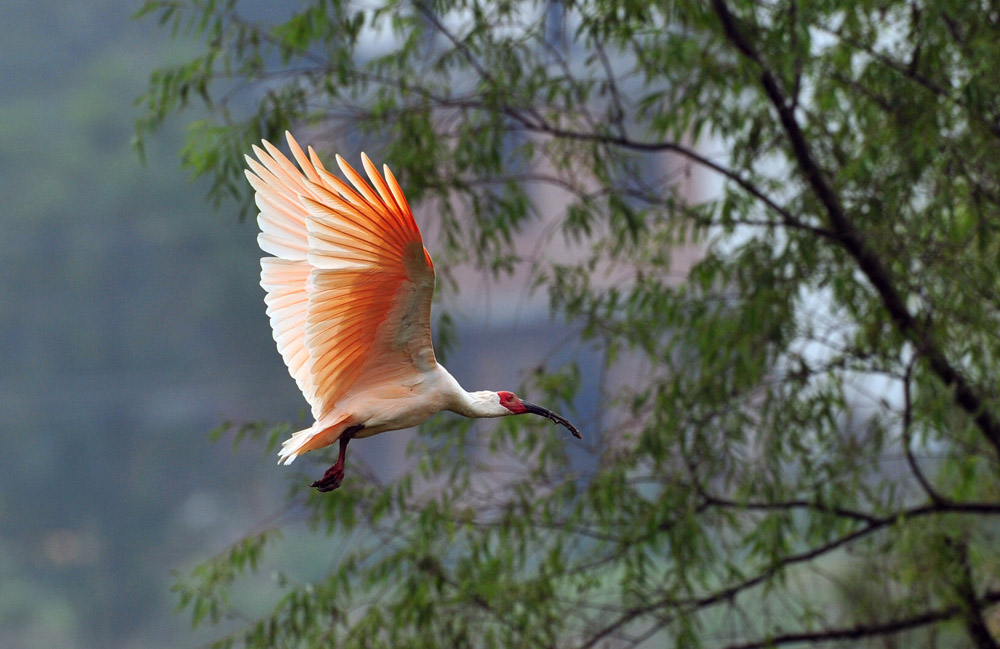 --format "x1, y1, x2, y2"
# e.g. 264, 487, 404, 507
248, 132, 436, 421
